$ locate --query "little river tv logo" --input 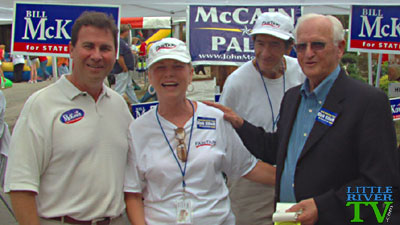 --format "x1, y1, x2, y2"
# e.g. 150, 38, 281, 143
346, 186, 394, 223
